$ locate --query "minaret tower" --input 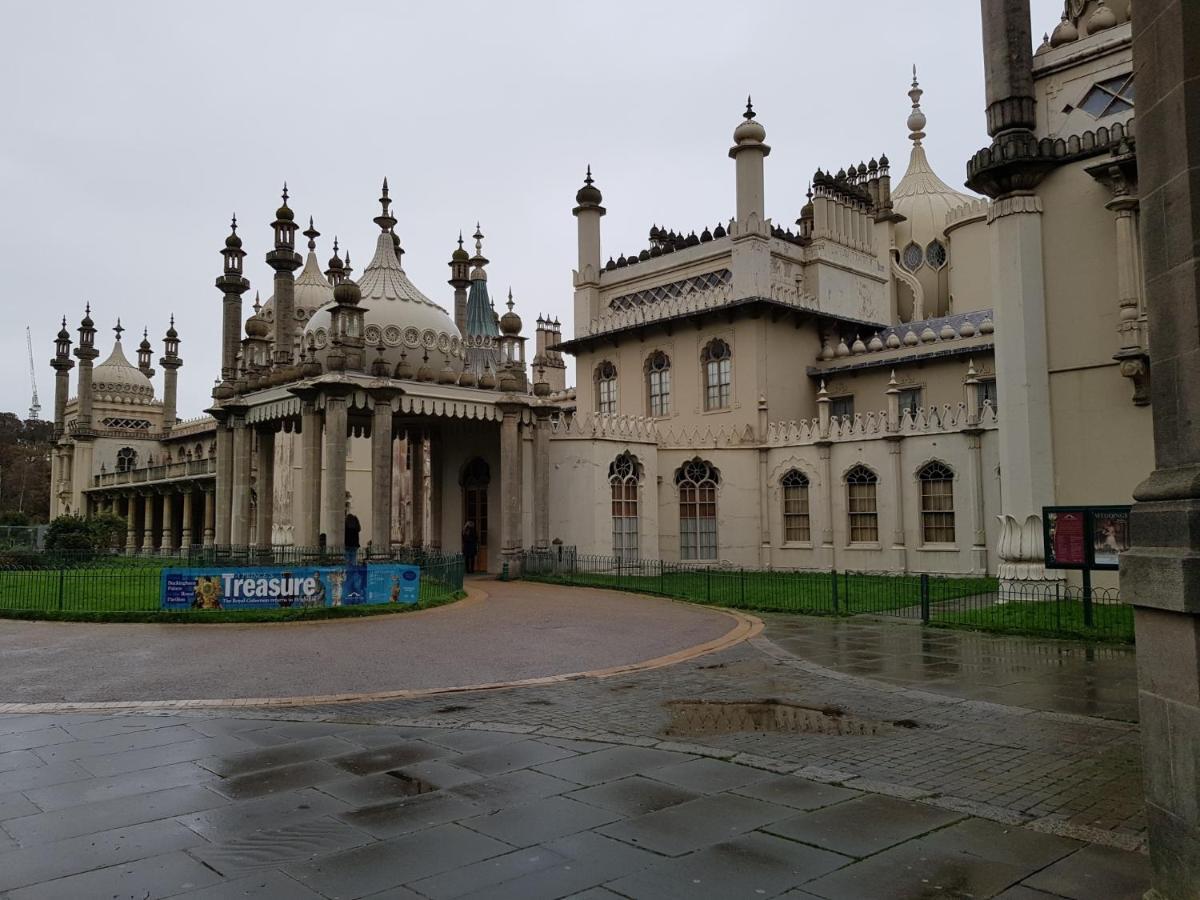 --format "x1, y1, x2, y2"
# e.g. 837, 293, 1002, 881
728, 98, 772, 301
448, 232, 471, 334
216, 215, 250, 387
572, 166, 605, 336
159, 316, 182, 433
137, 328, 155, 379
50, 317, 74, 437
267, 184, 301, 368
69, 307, 99, 515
